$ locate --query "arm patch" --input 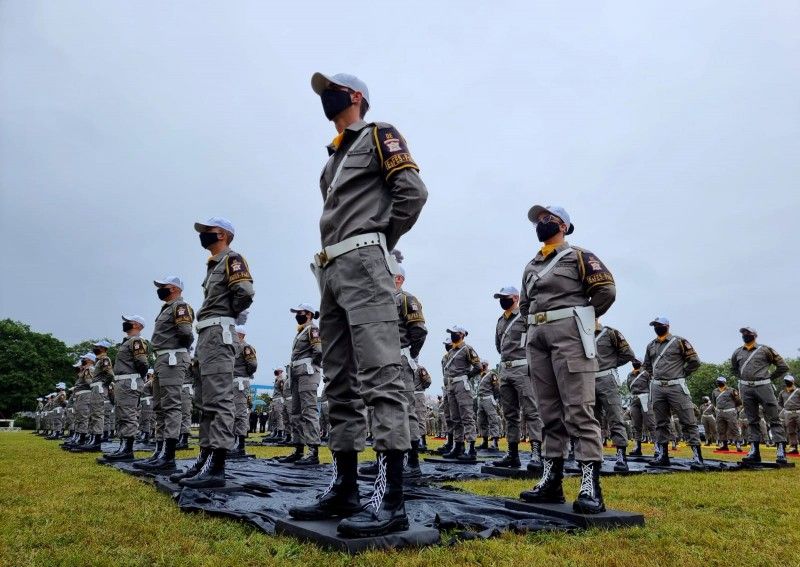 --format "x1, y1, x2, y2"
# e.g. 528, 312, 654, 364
309, 327, 321, 345
243, 345, 257, 361
374, 125, 419, 180
577, 250, 614, 291
226, 254, 253, 286
173, 303, 194, 325
131, 339, 147, 357
681, 339, 697, 358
